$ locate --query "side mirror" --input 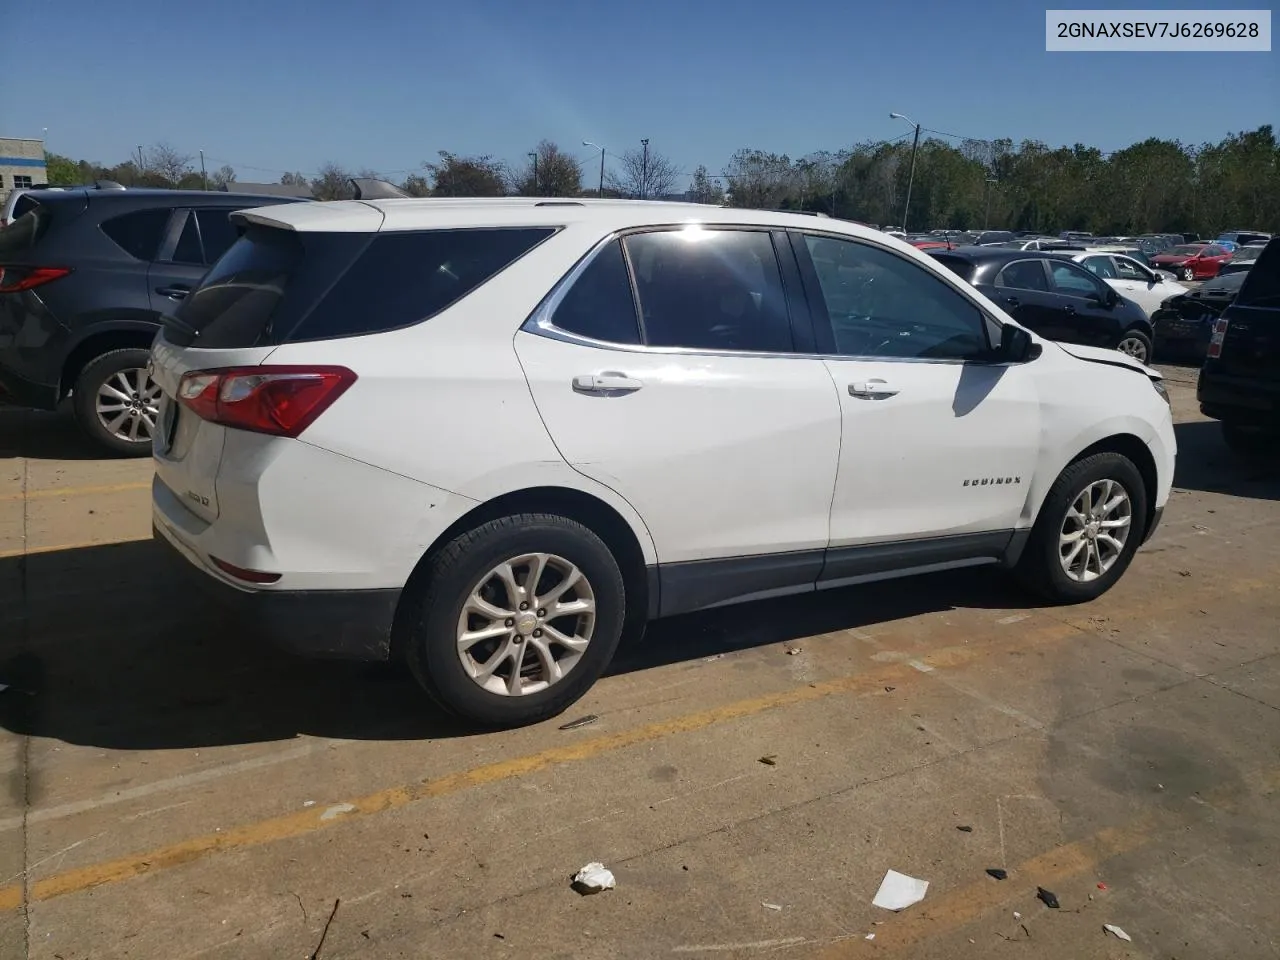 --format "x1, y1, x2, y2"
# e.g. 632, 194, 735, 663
997, 324, 1036, 363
